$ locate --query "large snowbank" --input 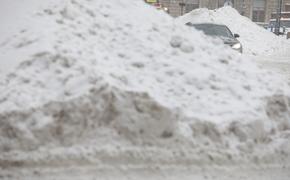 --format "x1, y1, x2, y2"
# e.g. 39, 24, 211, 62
0, 0, 290, 167
178, 7, 290, 55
